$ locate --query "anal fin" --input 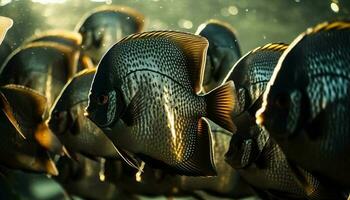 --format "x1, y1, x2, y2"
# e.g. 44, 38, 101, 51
175, 118, 217, 176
